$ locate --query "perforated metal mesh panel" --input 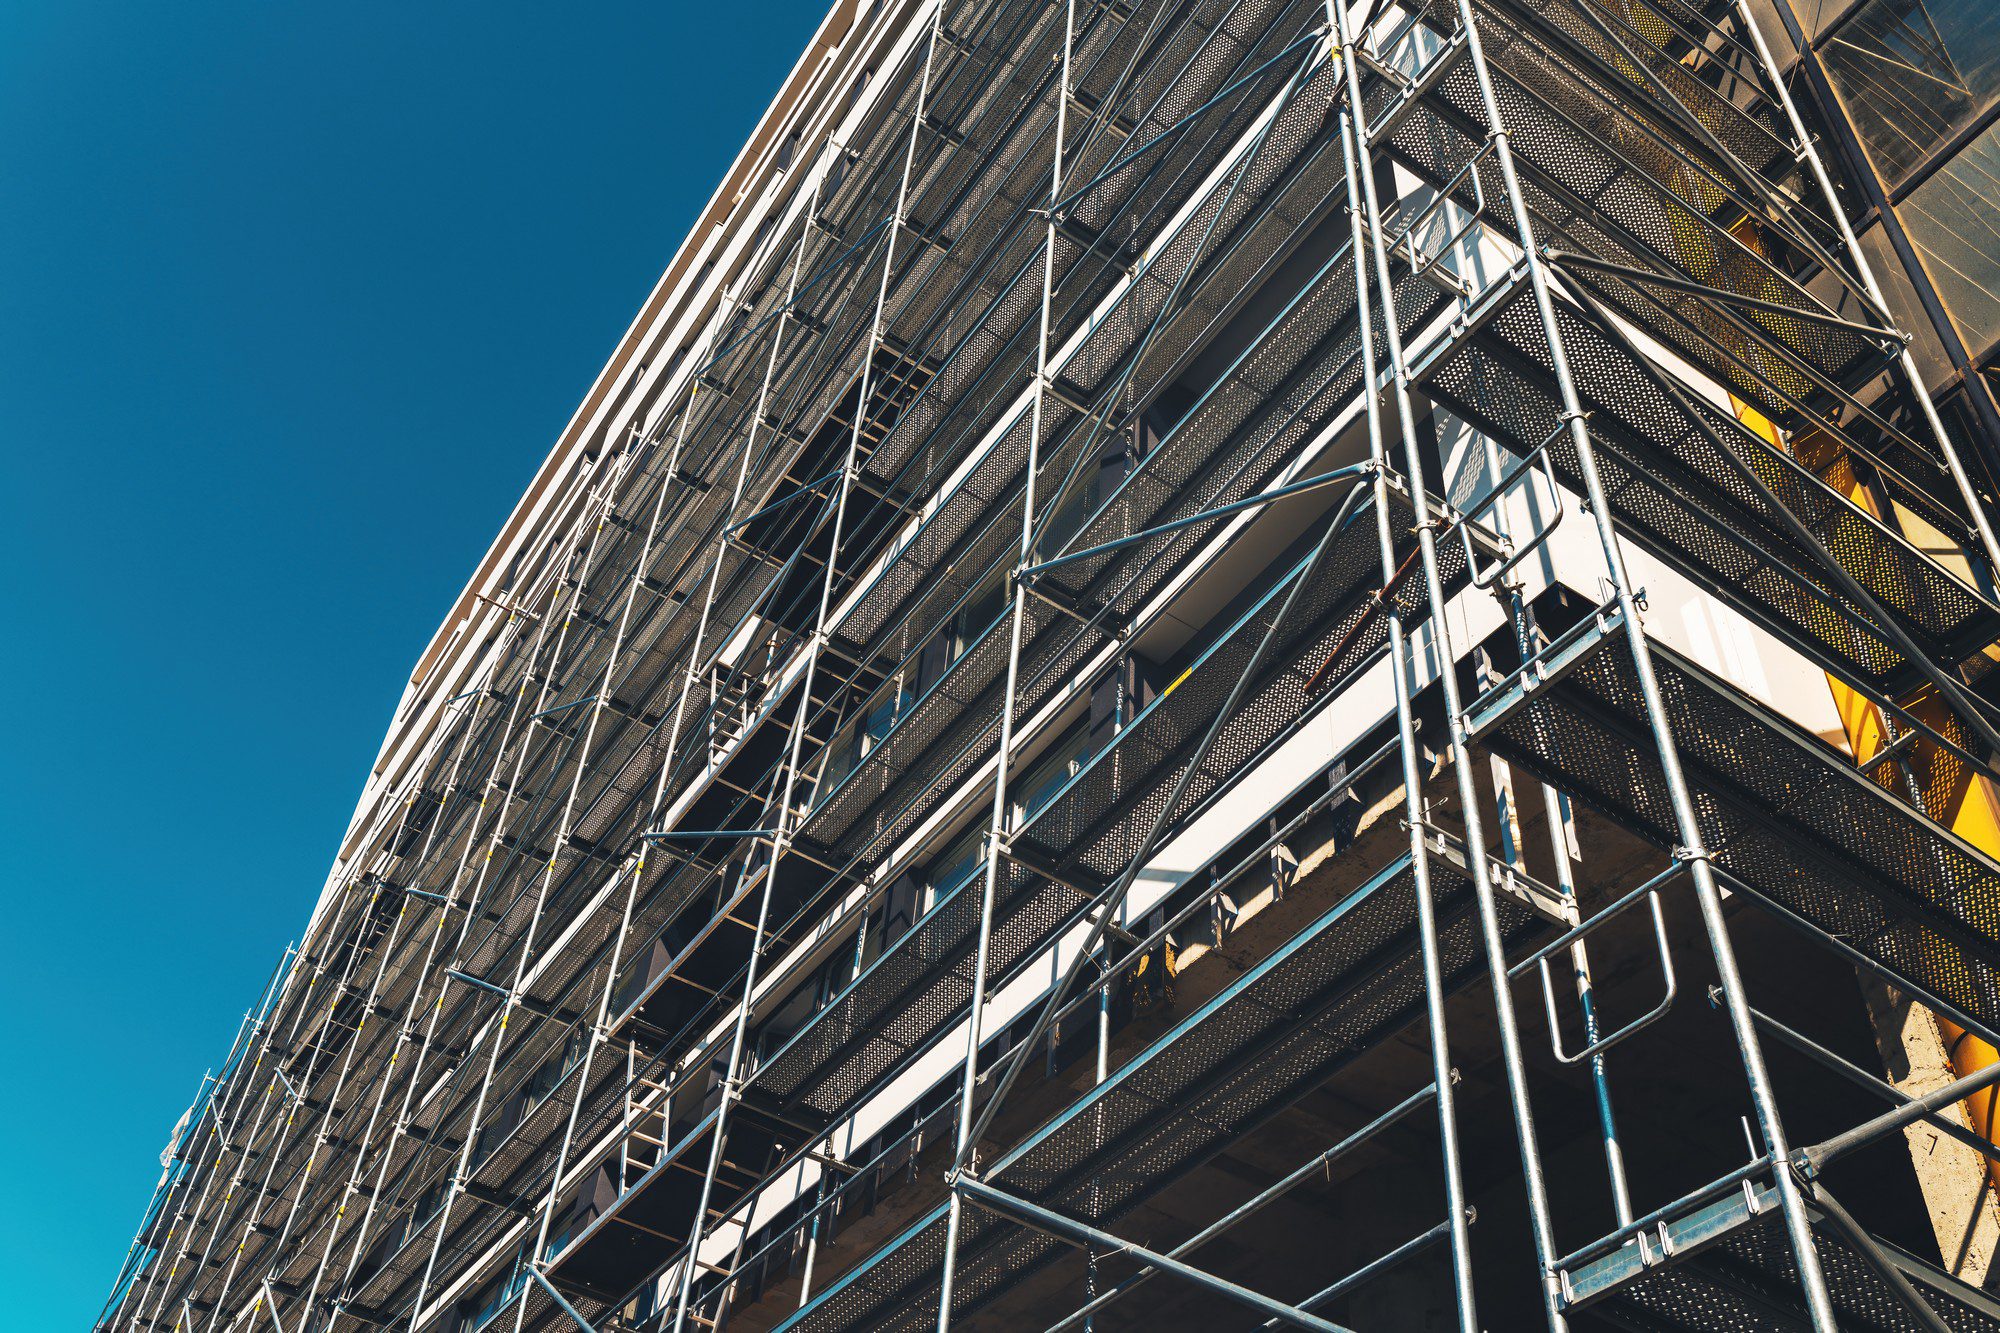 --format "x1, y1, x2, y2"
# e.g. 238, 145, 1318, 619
802, 594, 1115, 872
1606, 1201, 2000, 1332
836, 12, 1339, 660
123, 0, 2000, 1325
1053, 262, 1445, 614
778, 854, 1547, 1333
1375, 21, 1898, 438
1423, 289, 1999, 688
858, 0, 1323, 506
1504, 0, 1792, 176
751, 858, 1065, 1121
1018, 493, 1454, 882
1483, 622, 2000, 1031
